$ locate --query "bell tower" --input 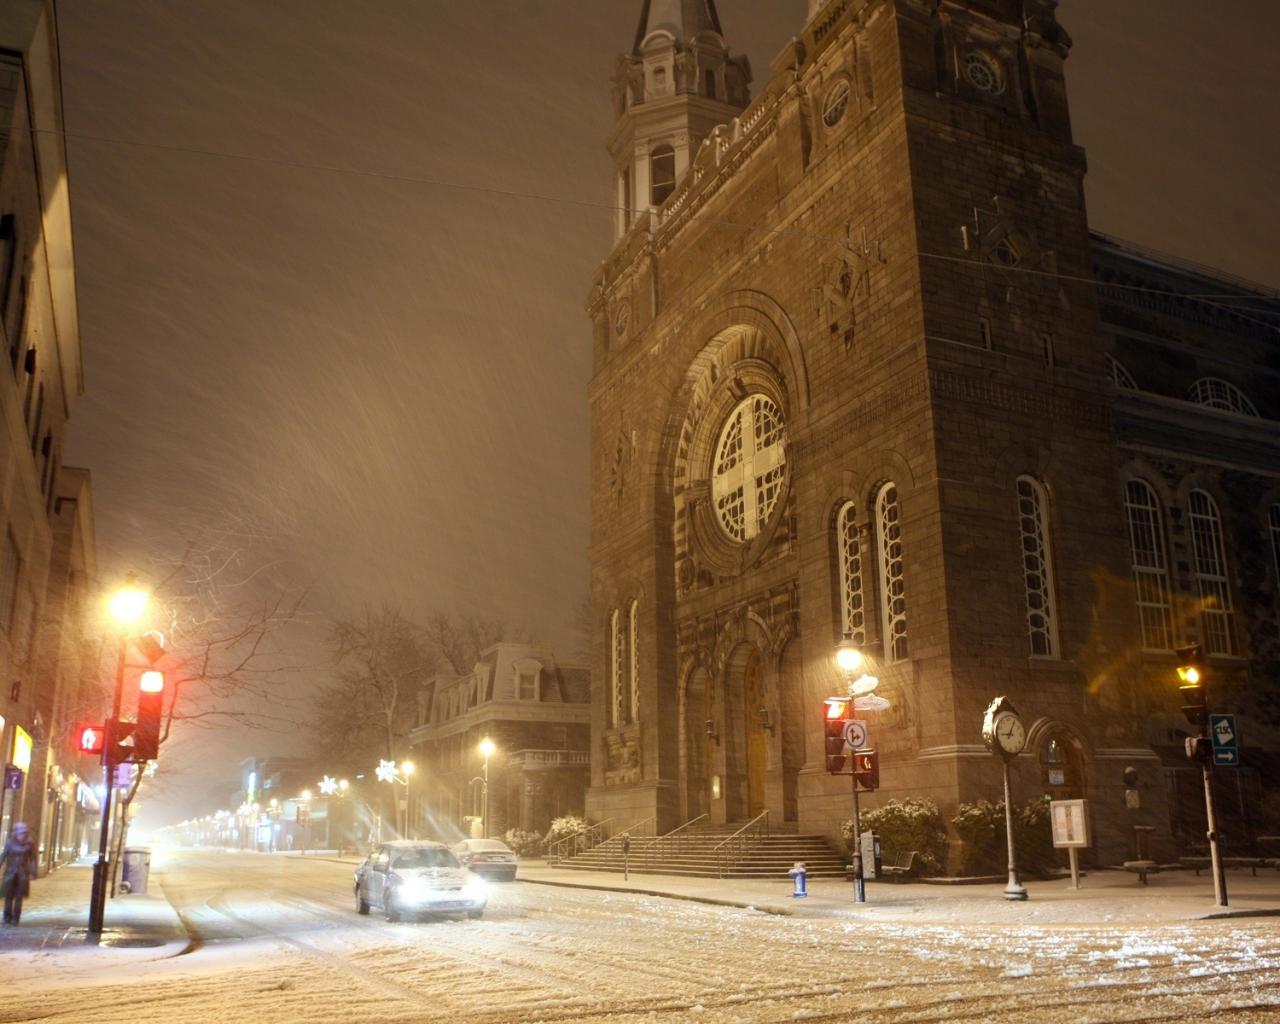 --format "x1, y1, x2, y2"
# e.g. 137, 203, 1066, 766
609, 0, 751, 239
